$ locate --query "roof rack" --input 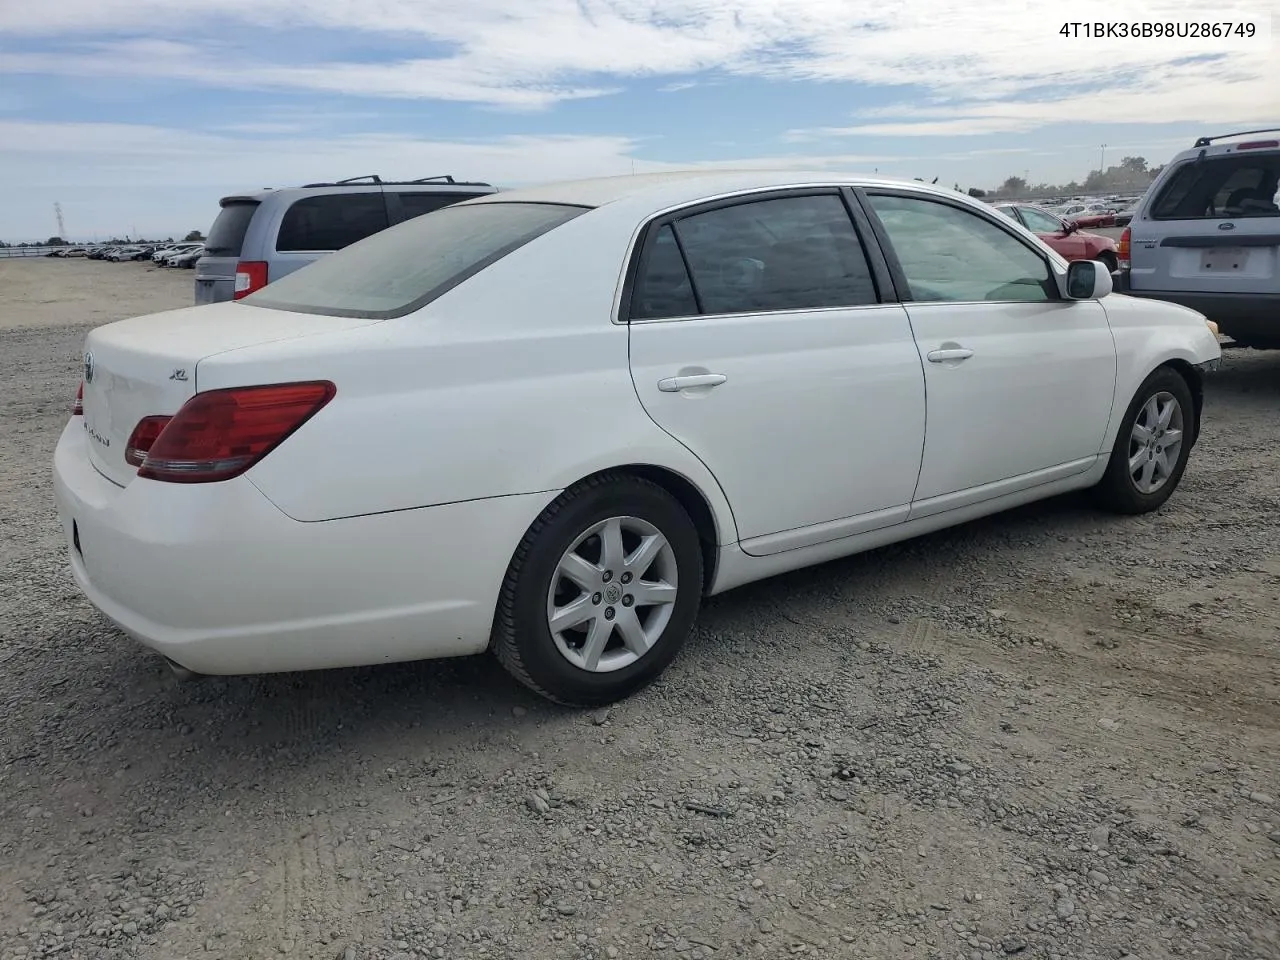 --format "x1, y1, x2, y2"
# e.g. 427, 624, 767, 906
1193, 127, 1280, 147
299, 174, 494, 188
